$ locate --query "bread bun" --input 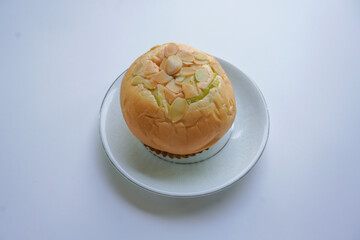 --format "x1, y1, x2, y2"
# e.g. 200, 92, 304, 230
120, 43, 236, 155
